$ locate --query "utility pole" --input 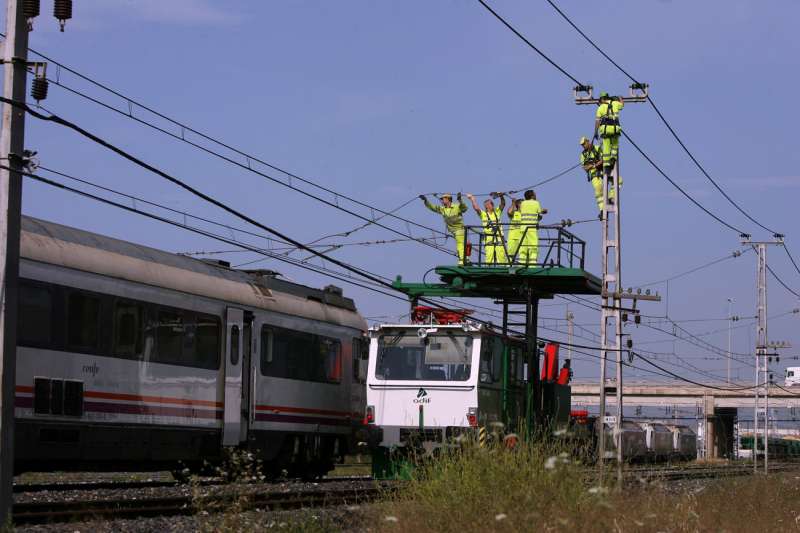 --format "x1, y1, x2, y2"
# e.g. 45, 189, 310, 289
566, 308, 574, 363
727, 298, 736, 384
0, 0, 28, 521
741, 236, 784, 474
574, 83, 658, 484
